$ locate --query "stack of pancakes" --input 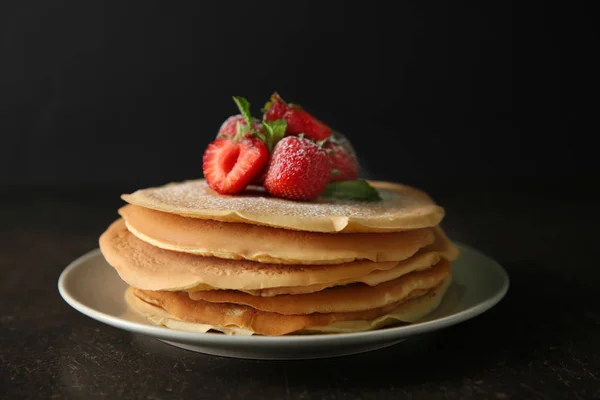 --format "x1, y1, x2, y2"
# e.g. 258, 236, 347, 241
99, 179, 460, 336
